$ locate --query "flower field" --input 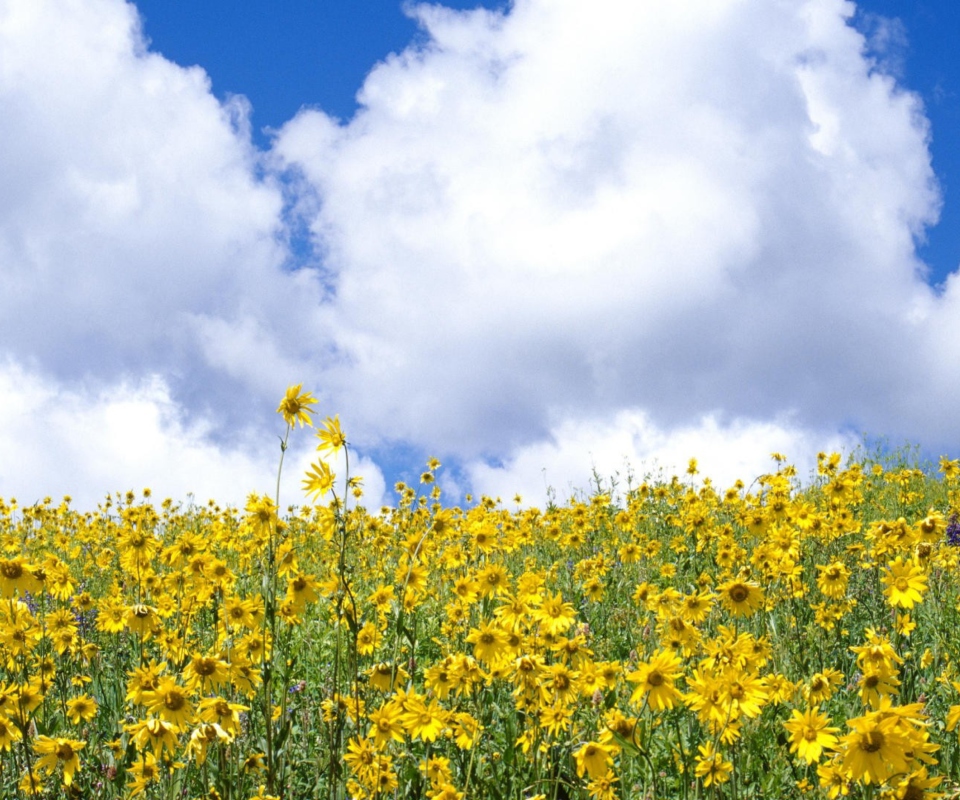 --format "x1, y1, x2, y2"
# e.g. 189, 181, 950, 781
1, 388, 960, 799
